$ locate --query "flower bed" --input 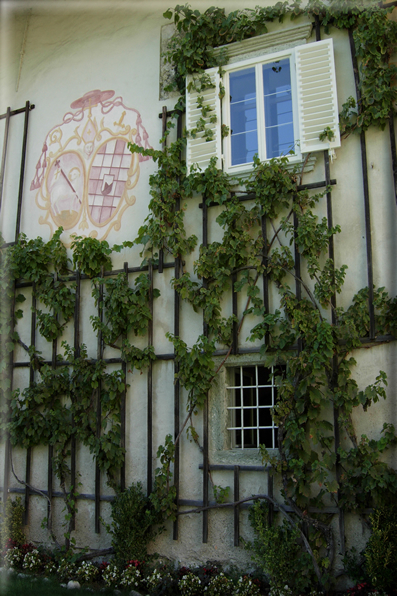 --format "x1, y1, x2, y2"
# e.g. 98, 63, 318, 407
0, 541, 395, 596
